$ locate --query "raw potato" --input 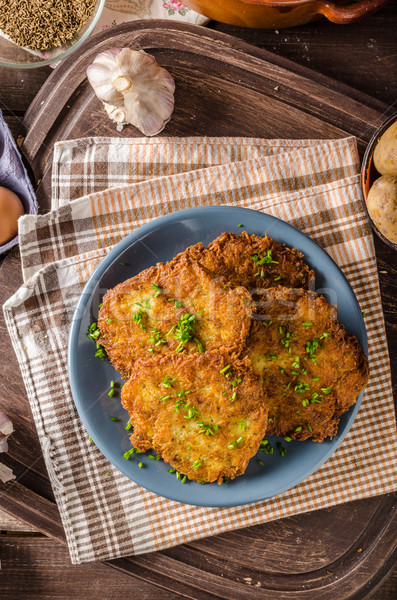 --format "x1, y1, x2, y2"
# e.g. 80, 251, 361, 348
373, 121, 397, 176
367, 175, 397, 244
